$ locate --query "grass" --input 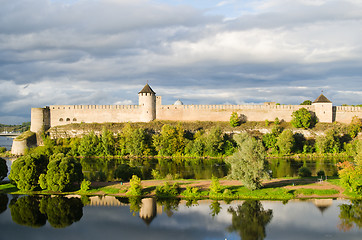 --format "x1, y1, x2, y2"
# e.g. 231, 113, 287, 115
295, 188, 339, 196
14, 131, 35, 141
